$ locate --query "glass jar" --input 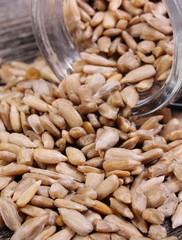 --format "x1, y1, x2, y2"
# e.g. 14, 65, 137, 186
31, 0, 182, 116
